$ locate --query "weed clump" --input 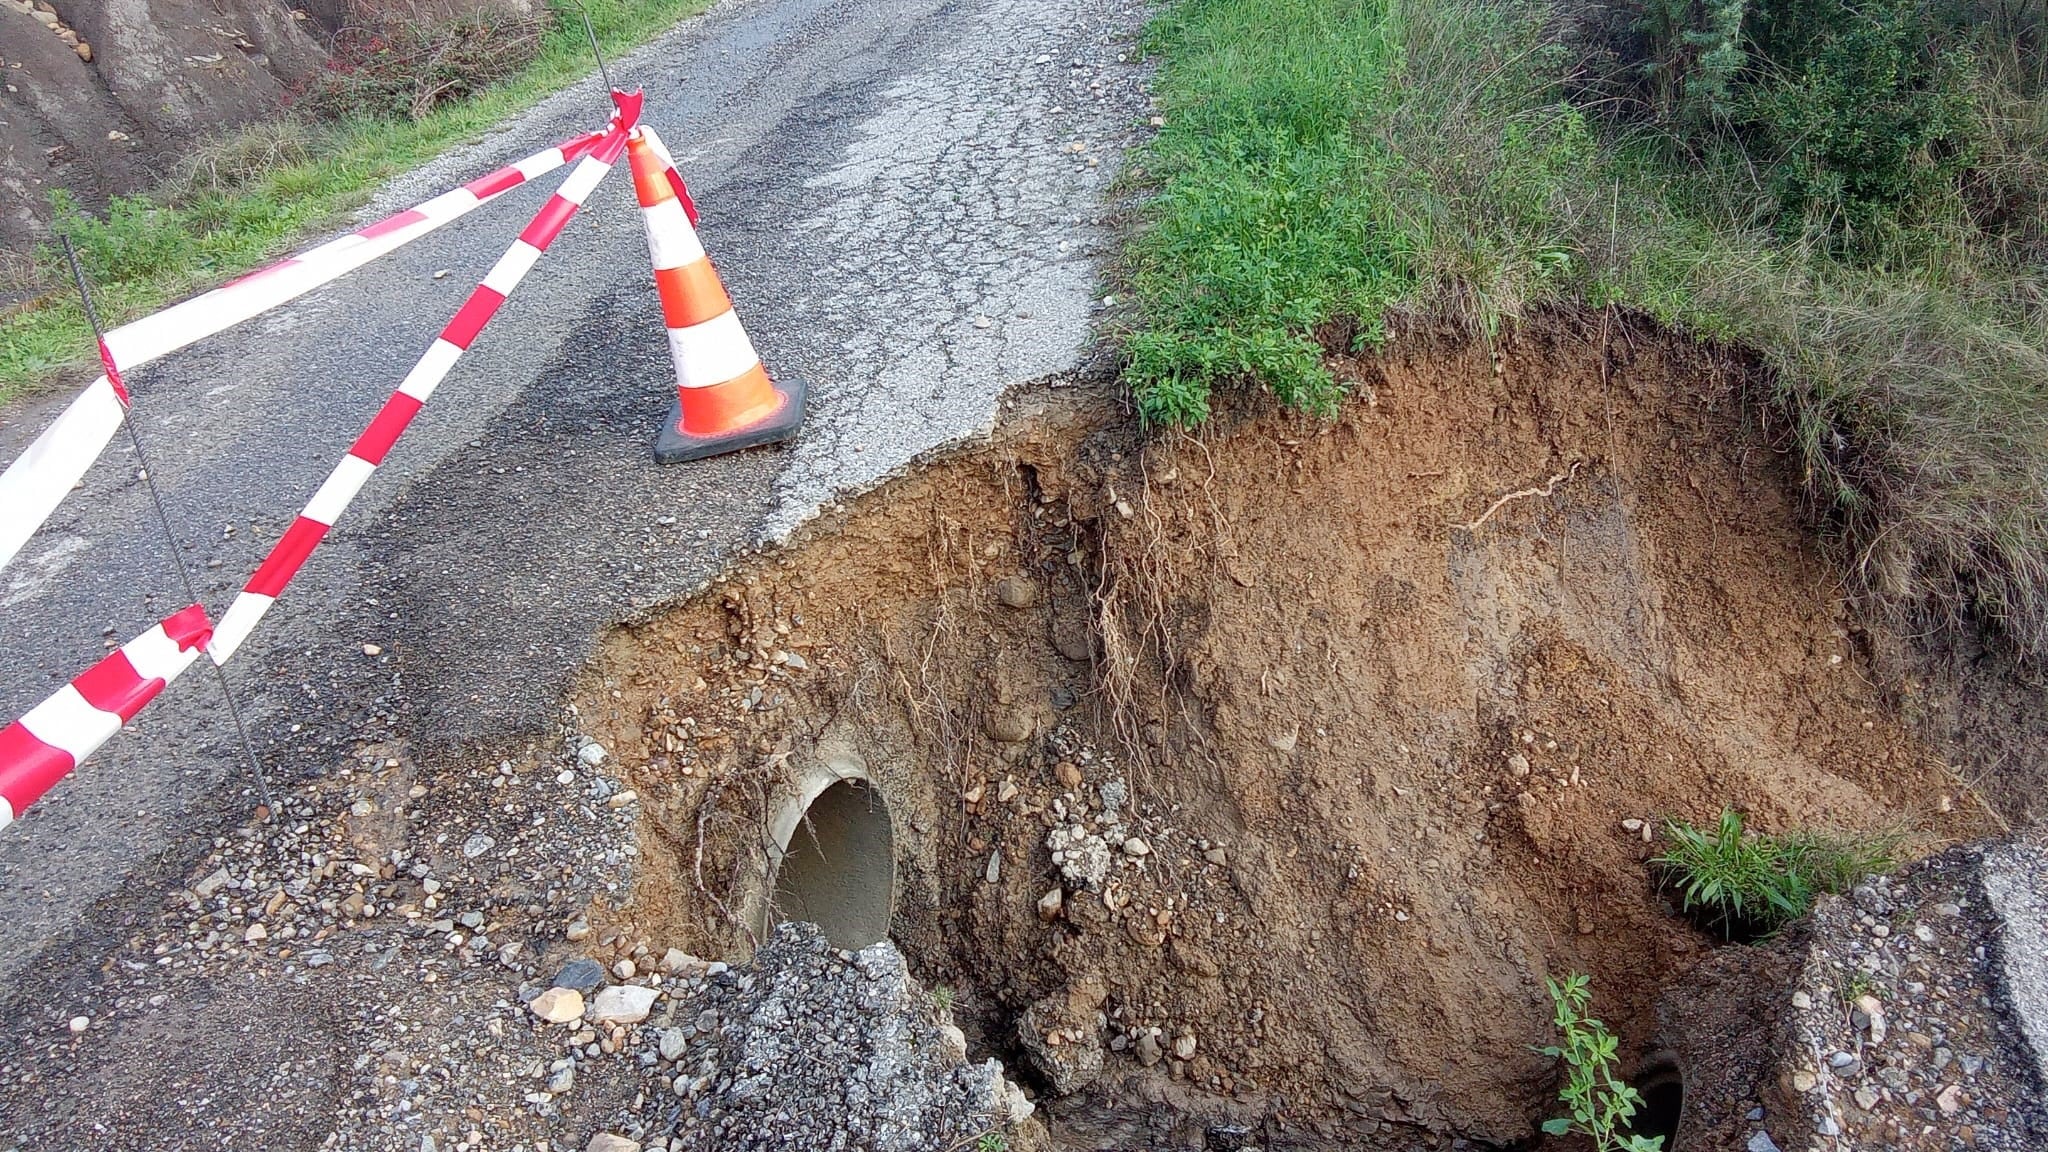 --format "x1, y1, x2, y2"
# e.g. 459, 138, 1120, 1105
1654, 809, 1899, 940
